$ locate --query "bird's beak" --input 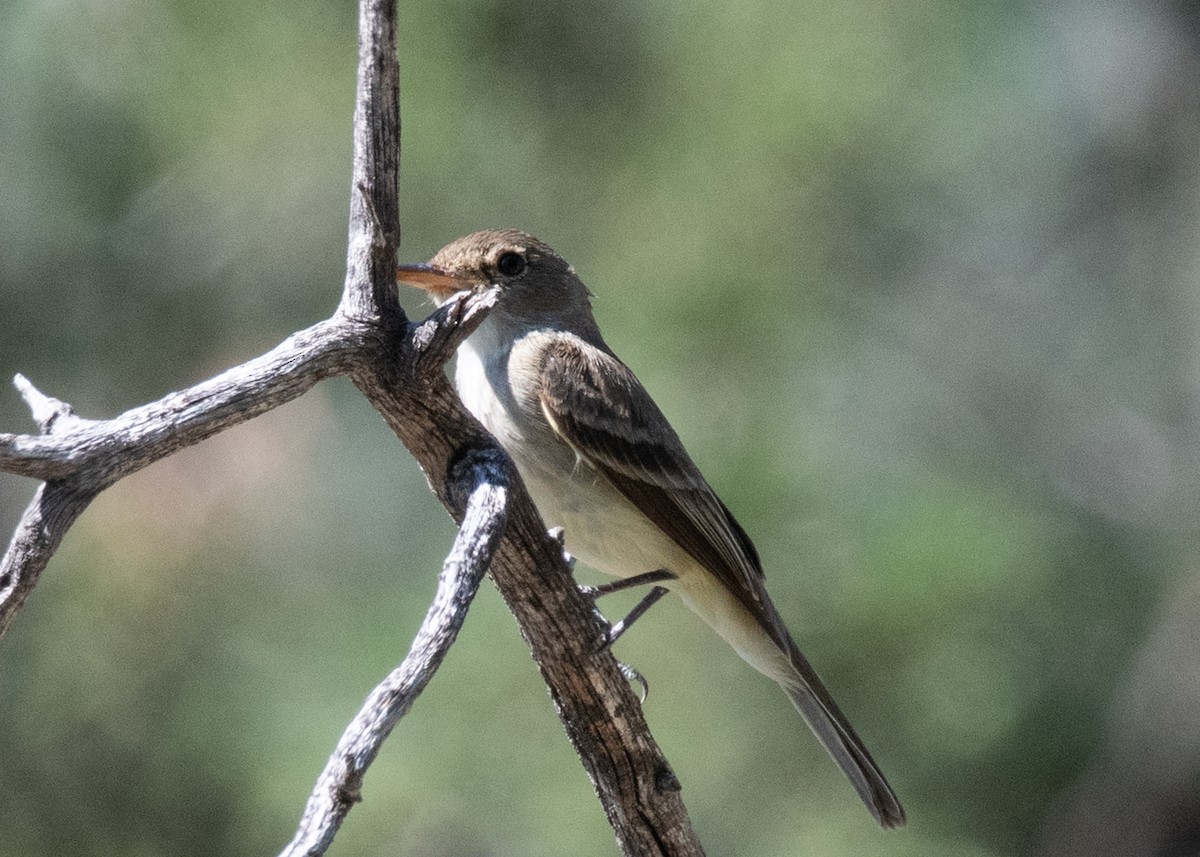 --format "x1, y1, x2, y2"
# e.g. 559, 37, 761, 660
396, 263, 468, 299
